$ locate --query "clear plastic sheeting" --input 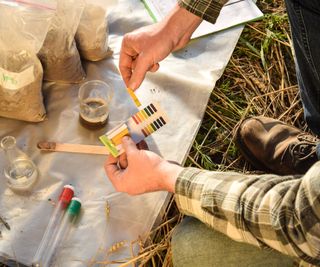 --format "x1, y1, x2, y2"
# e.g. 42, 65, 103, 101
0, 0, 249, 265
